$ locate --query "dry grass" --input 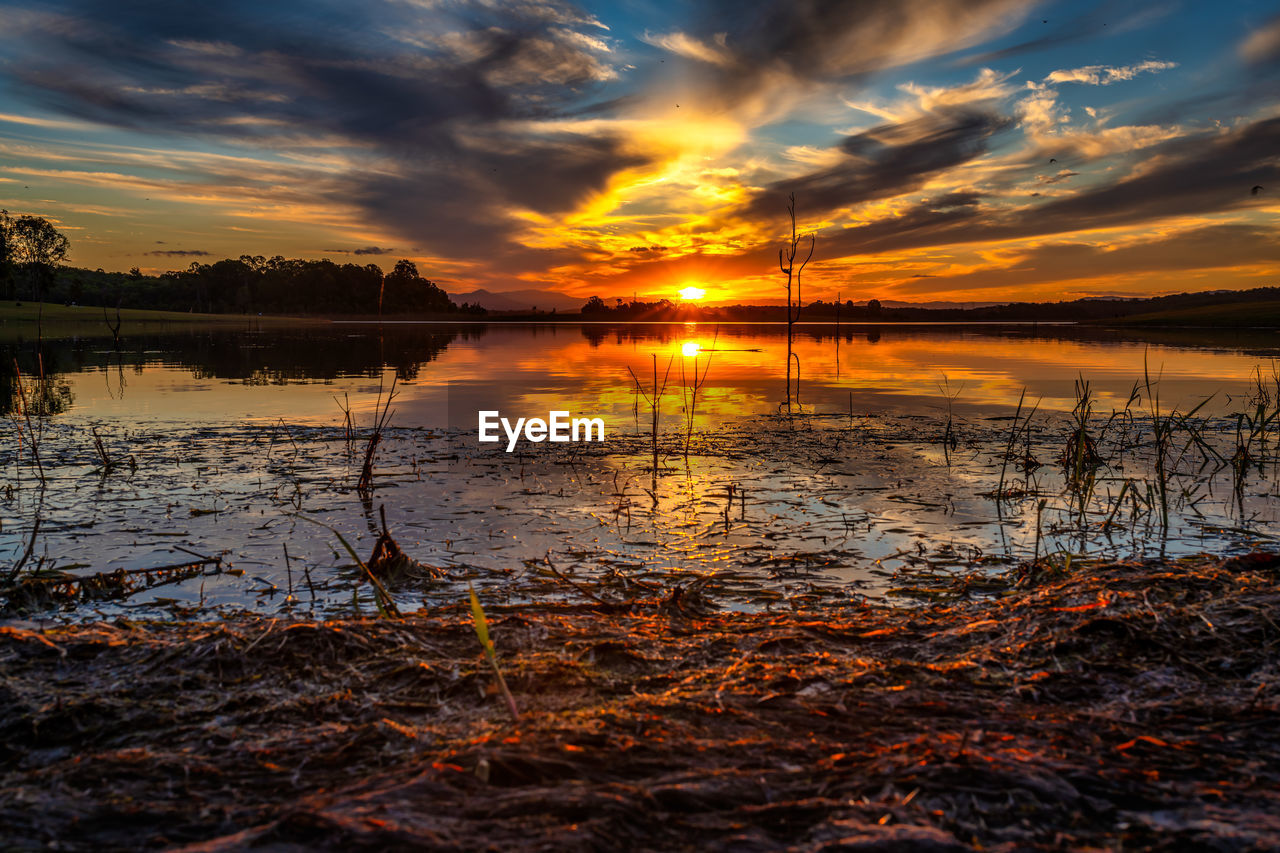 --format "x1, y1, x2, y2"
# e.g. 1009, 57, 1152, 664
1, 551, 1278, 850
